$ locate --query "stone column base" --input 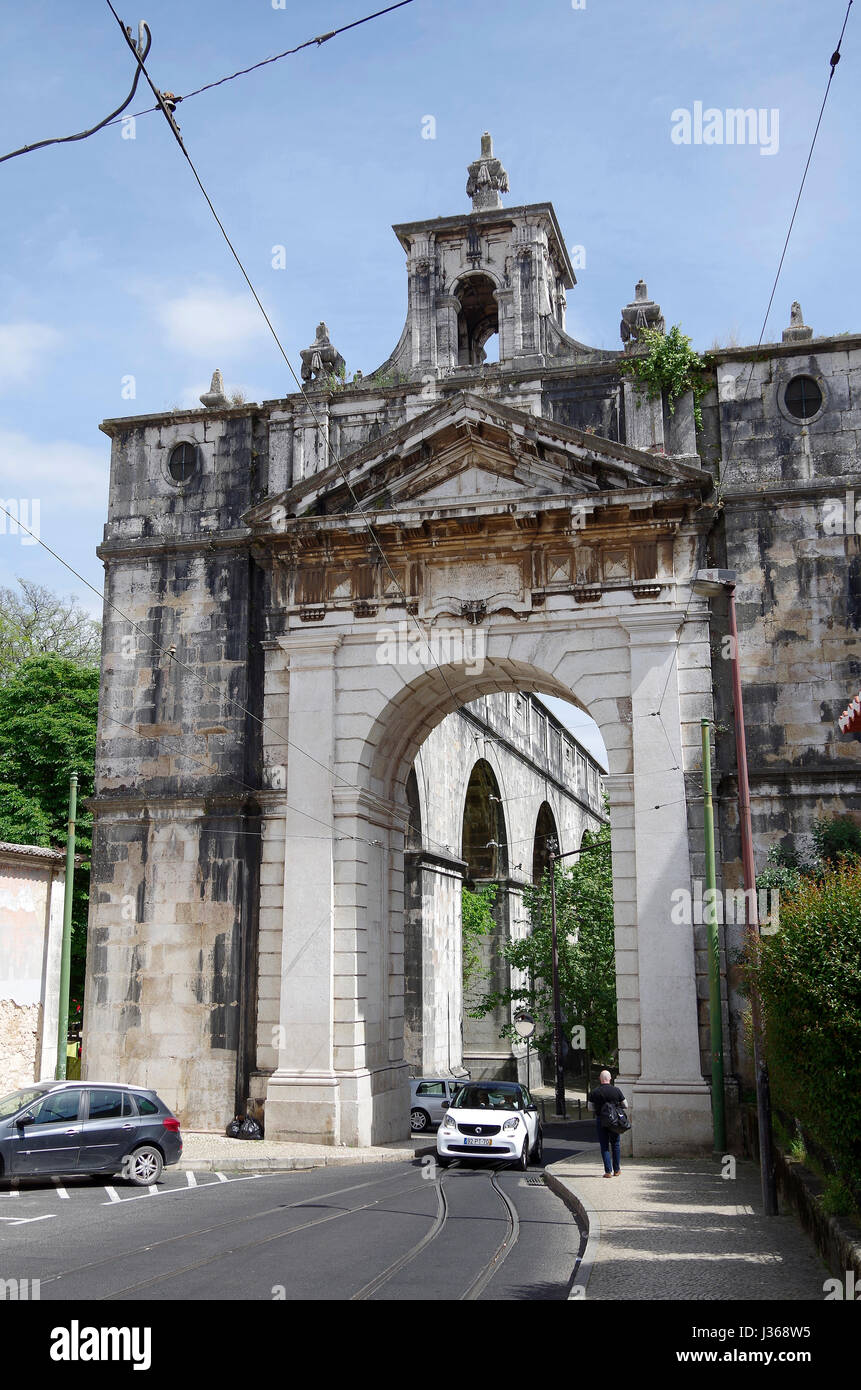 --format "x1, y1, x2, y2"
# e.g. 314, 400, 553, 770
264, 1063, 410, 1147
623, 1078, 715, 1157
